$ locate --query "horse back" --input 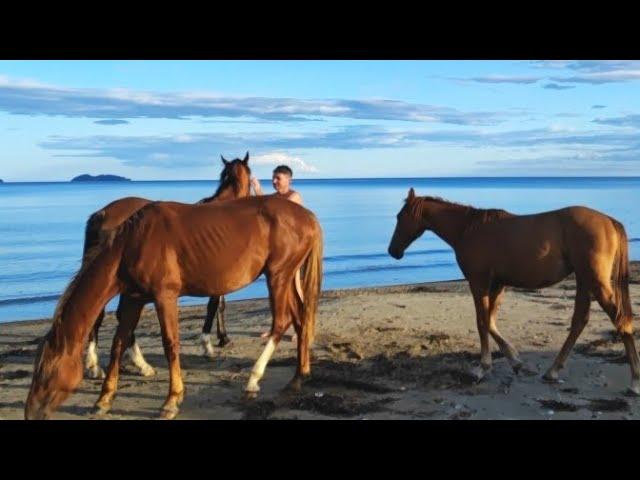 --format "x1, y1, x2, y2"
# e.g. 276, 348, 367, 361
98, 197, 152, 230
